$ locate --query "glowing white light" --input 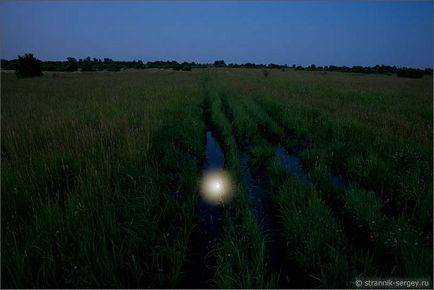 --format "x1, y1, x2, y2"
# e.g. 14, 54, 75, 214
200, 170, 233, 205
